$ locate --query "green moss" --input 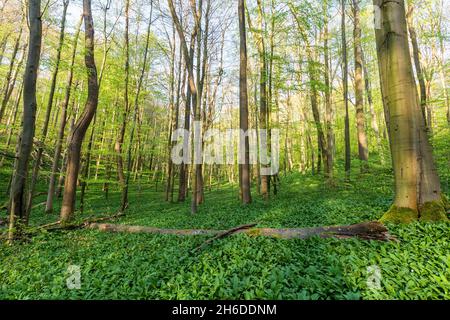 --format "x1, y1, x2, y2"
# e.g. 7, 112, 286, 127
419, 198, 449, 222
441, 194, 450, 211
379, 205, 418, 224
